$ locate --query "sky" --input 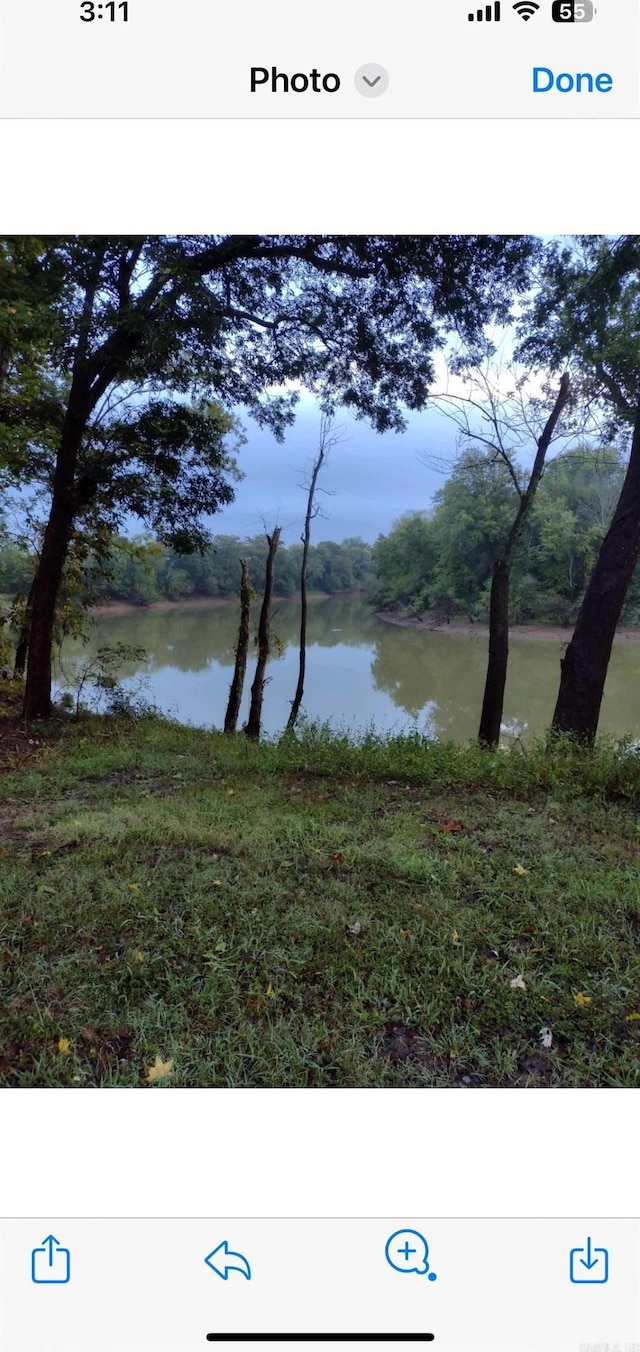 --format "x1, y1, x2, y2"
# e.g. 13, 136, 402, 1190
211, 394, 456, 545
